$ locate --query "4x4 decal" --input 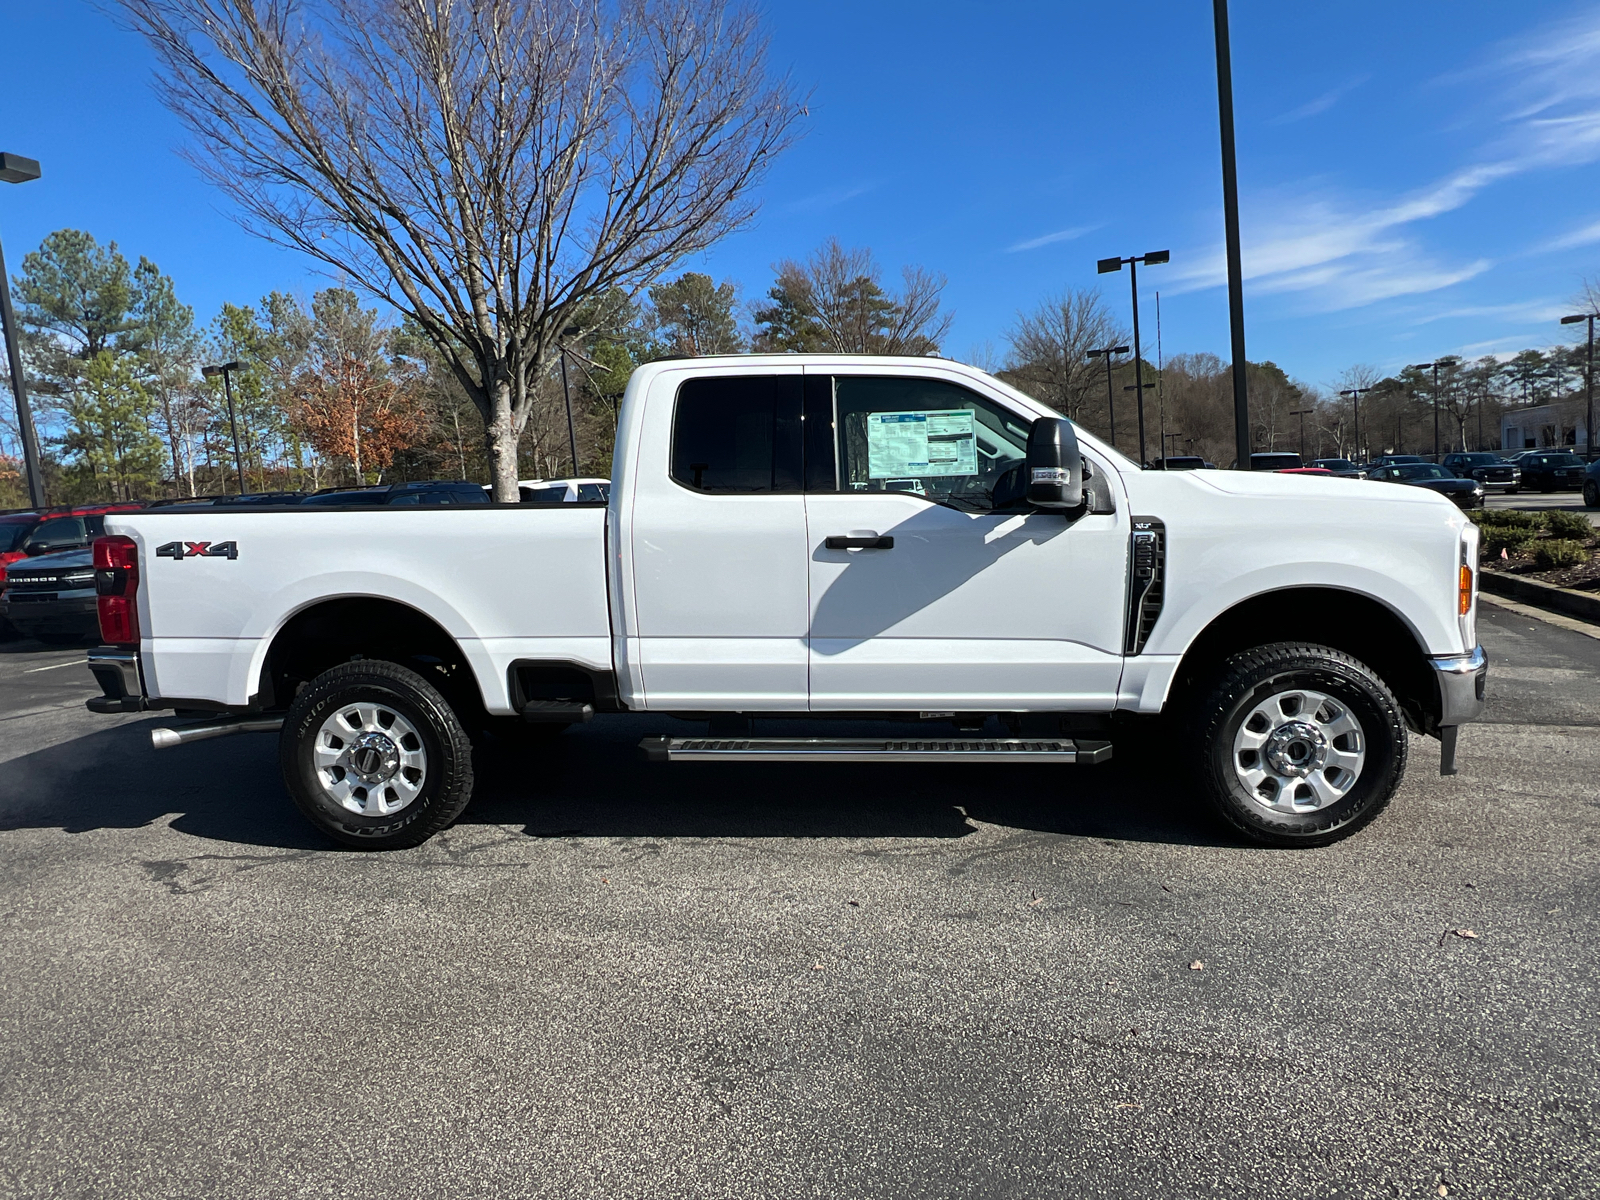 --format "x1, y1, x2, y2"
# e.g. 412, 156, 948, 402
155, 540, 239, 560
